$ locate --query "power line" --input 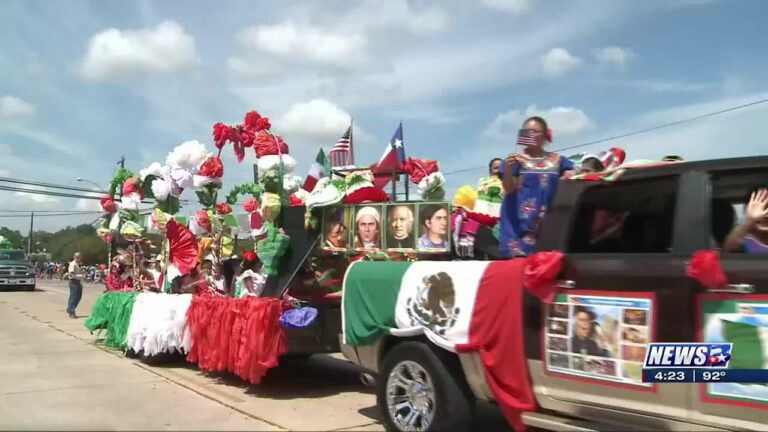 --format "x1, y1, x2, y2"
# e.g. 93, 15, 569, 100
0, 185, 103, 200
0, 176, 103, 194
0, 209, 104, 213
0, 212, 104, 218
443, 97, 768, 177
